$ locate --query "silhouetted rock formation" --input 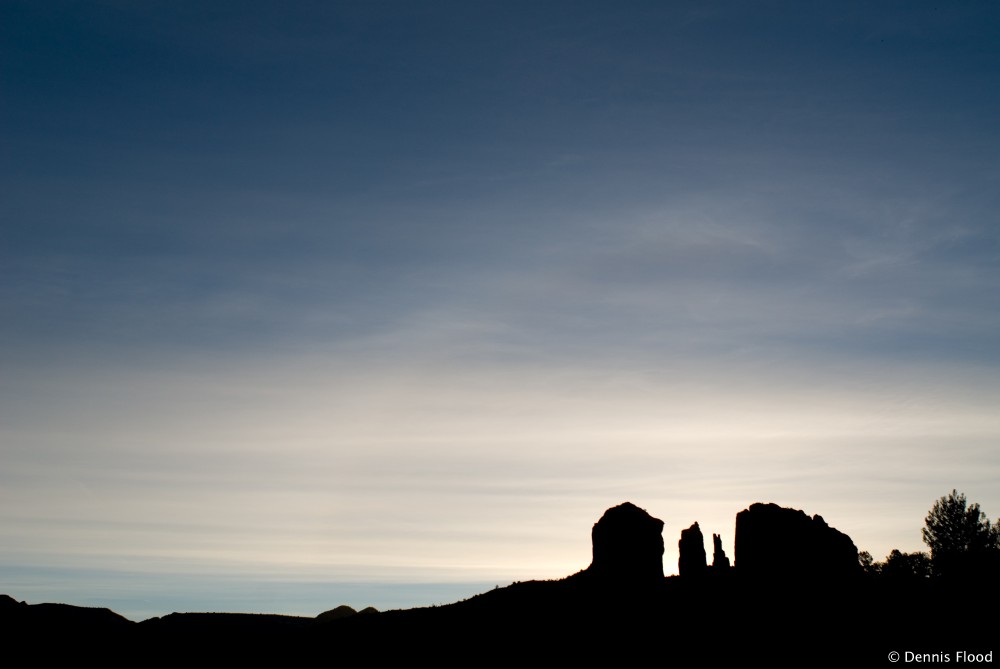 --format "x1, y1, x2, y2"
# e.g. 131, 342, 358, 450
734, 503, 861, 579
678, 522, 707, 577
712, 533, 731, 569
587, 502, 664, 583
314, 604, 379, 624
316, 604, 358, 622
0, 594, 134, 653
0, 594, 132, 630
